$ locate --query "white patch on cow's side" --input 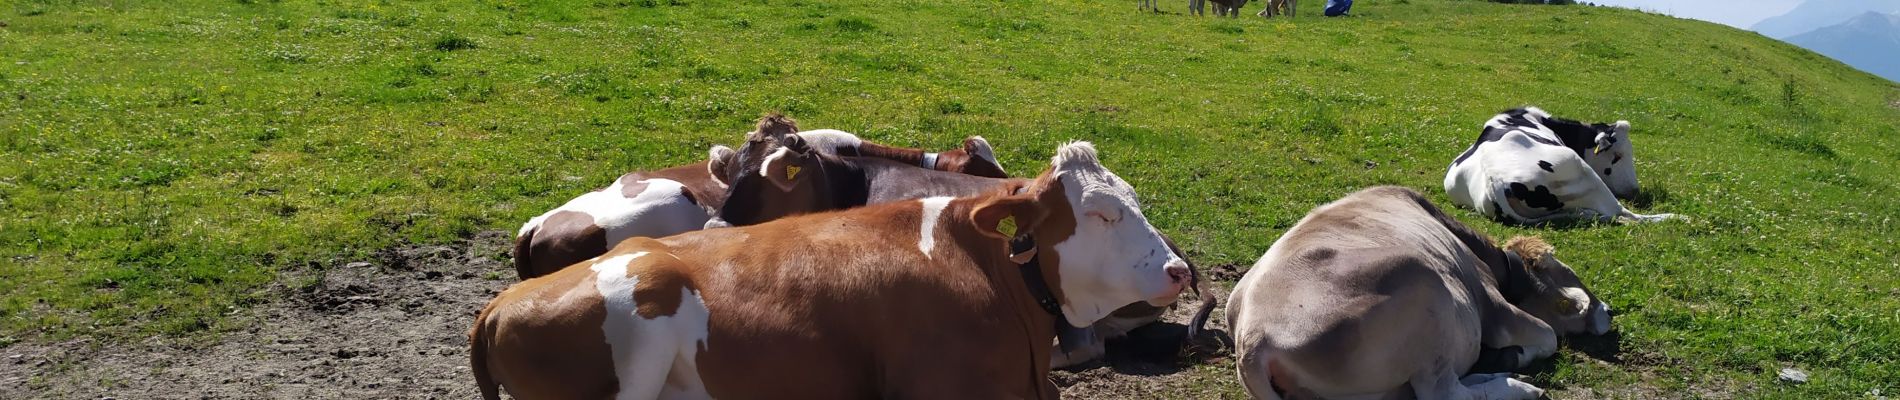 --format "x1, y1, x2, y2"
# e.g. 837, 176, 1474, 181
794, 129, 863, 153
517, 215, 549, 237
759, 147, 791, 178
916, 197, 952, 259
522, 178, 707, 246
591, 252, 716, 400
